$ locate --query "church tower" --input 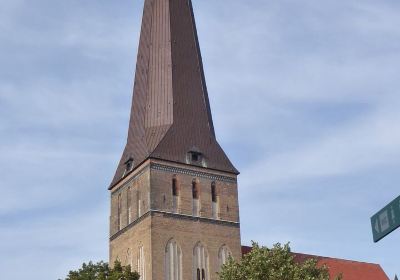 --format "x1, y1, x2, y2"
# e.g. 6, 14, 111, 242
109, 1, 241, 279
